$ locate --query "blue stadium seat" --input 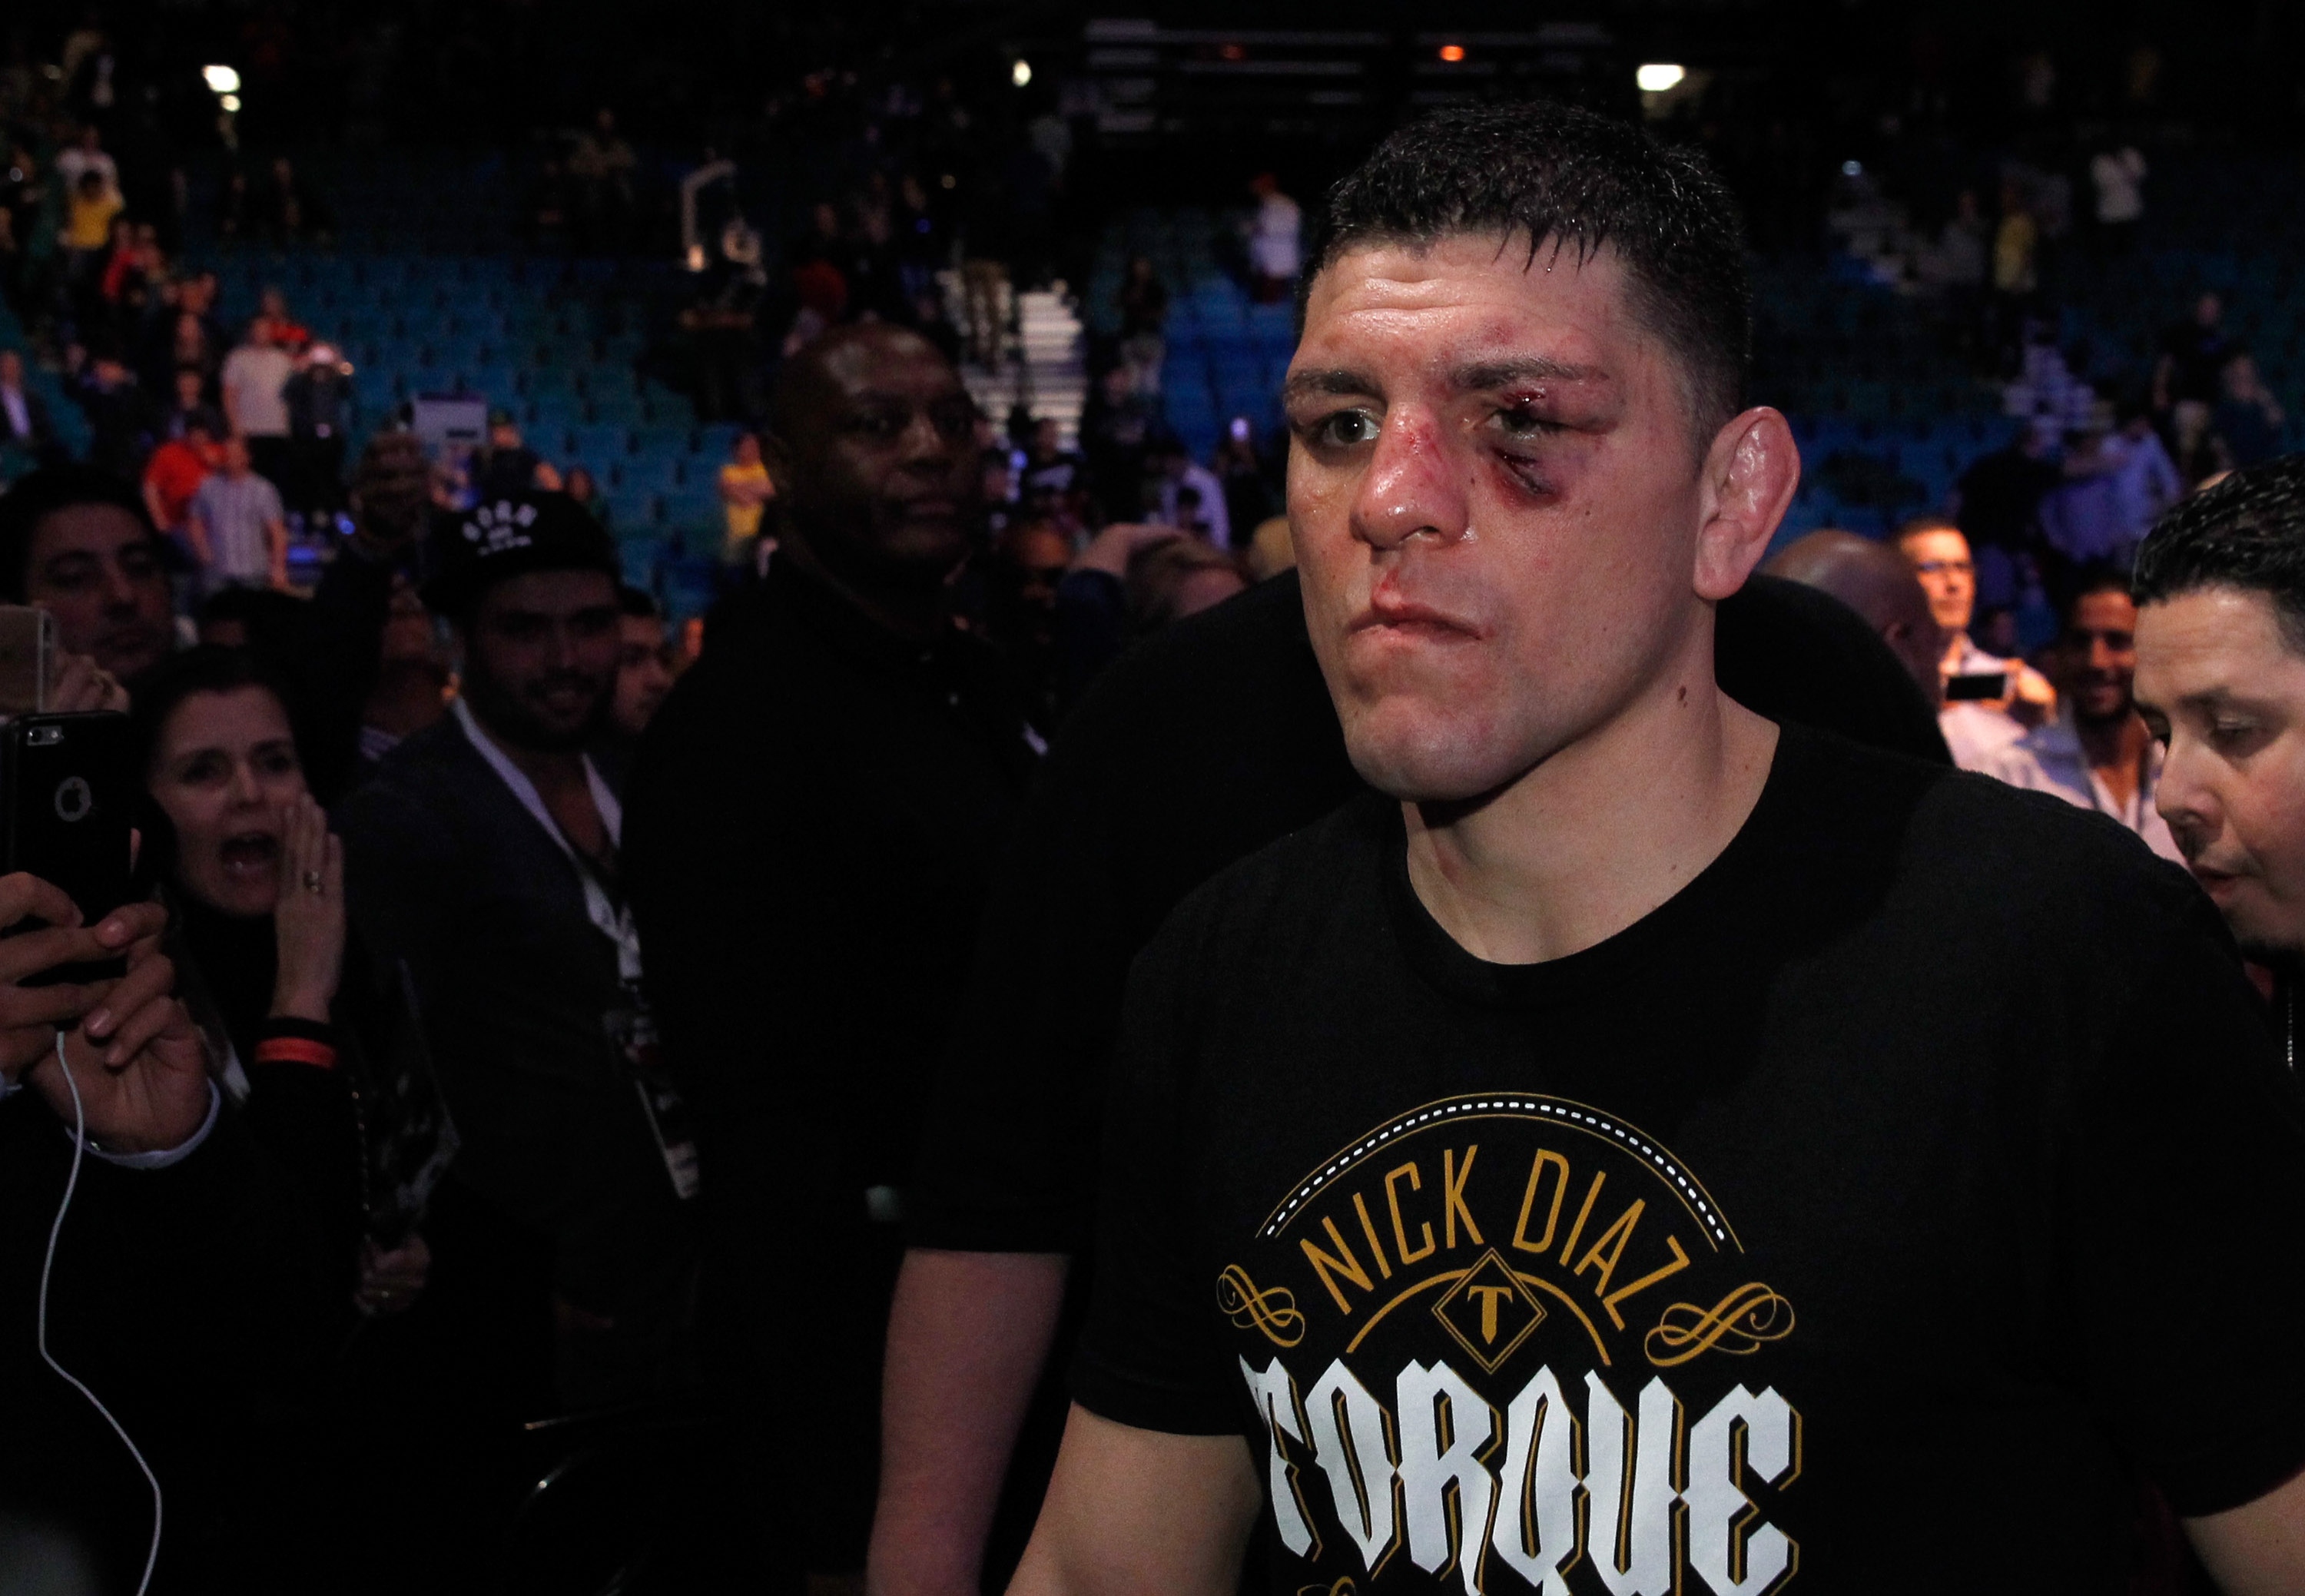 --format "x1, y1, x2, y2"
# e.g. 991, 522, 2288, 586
584, 366, 639, 401
658, 494, 722, 541
569, 423, 632, 463
525, 396, 585, 434
619, 543, 665, 590
462, 364, 520, 406
602, 493, 658, 533
616, 456, 687, 495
